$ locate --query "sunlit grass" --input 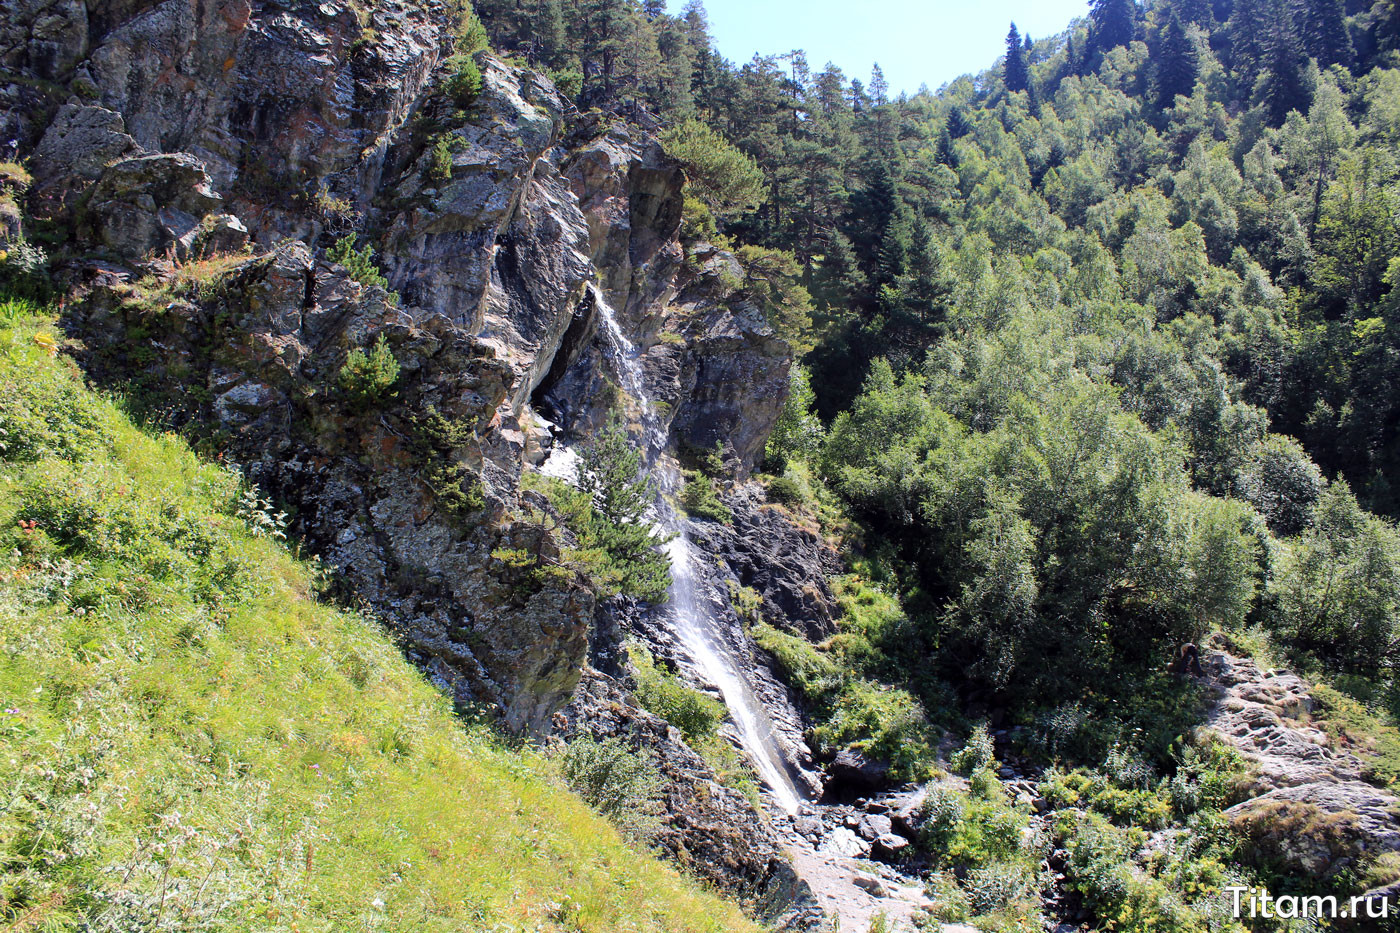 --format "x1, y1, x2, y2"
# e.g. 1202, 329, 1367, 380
0, 299, 759, 932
